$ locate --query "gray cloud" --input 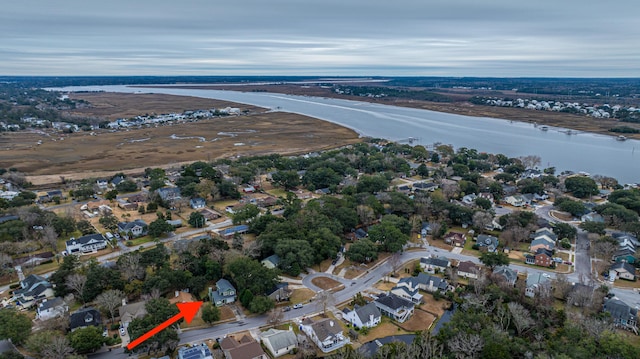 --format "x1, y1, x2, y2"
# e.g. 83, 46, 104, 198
1, 0, 639, 76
